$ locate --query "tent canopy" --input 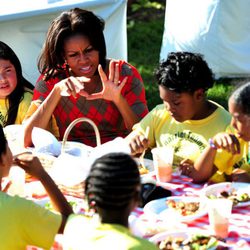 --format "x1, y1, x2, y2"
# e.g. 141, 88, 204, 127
160, 0, 250, 78
0, 0, 127, 84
